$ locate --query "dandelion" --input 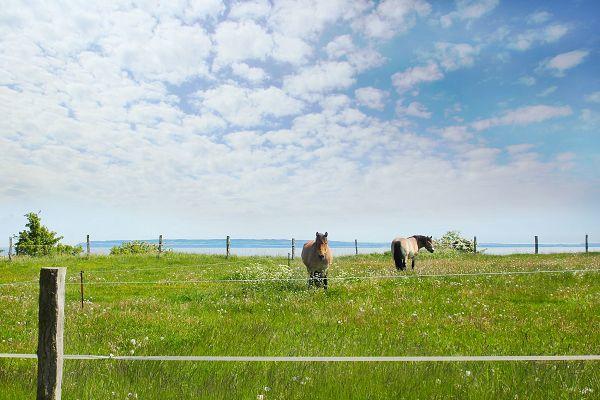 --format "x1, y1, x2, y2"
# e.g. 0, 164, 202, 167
130, 339, 136, 346
264, 386, 271, 391
465, 370, 472, 377
257, 395, 264, 400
